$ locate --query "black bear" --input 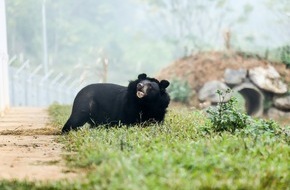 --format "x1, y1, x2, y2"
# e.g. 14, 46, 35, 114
62, 73, 170, 133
